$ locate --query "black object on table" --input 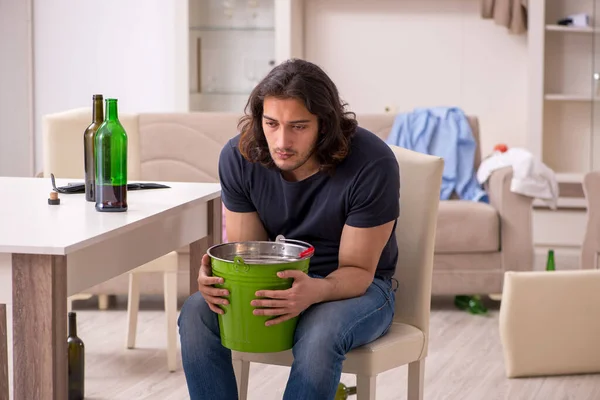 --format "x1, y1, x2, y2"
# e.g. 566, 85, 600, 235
50, 173, 170, 194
